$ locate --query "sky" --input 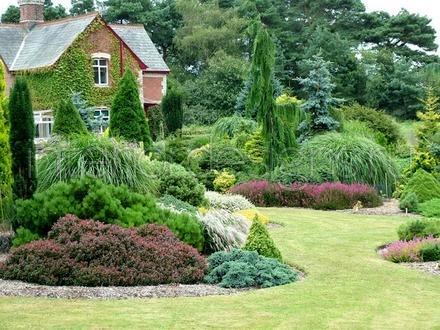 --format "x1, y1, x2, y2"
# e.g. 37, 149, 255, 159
0, 0, 439, 50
